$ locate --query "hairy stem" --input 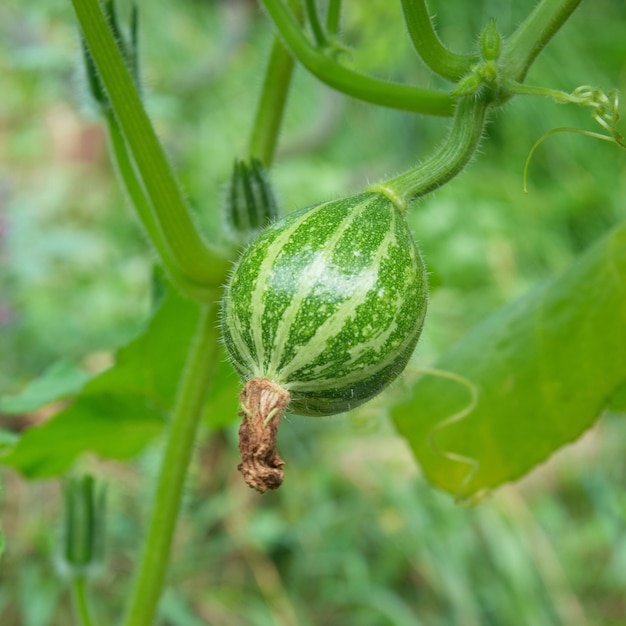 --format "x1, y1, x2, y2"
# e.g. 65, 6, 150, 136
400, 0, 477, 82
105, 113, 218, 301
503, 0, 584, 82
72, 0, 229, 289
369, 95, 490, 210
260, 0, 455, 115
122, 305, 220, 626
